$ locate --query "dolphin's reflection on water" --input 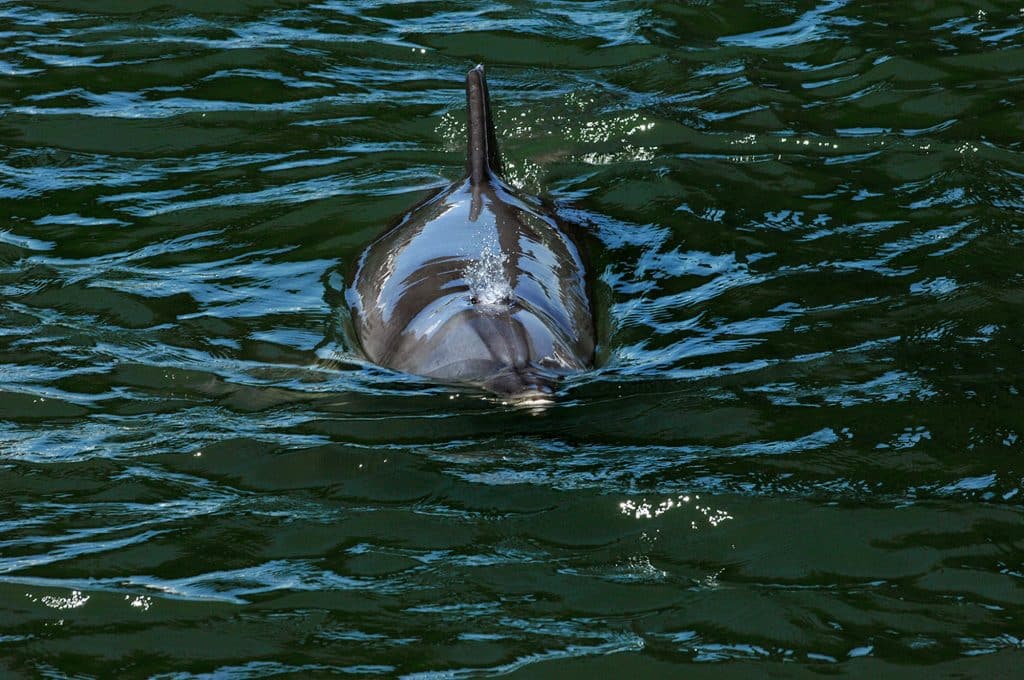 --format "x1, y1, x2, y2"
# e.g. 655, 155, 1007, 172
347, 65, 595, 398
